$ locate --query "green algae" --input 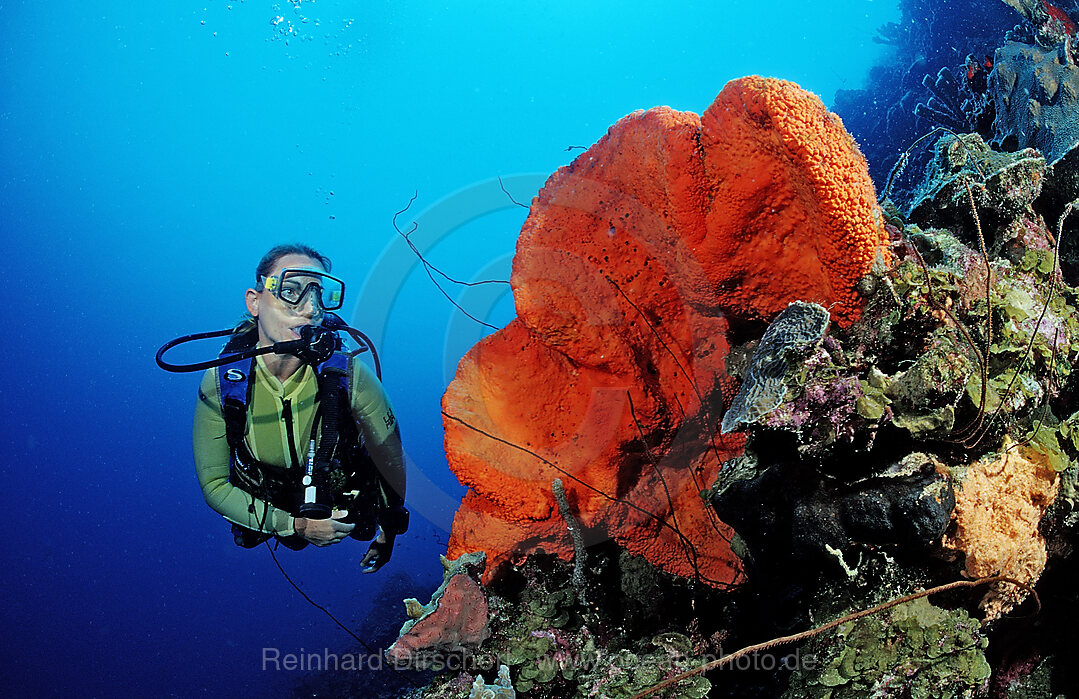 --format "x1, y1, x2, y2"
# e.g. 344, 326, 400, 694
577, 639, 711, 699
784, 598, 990, 699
